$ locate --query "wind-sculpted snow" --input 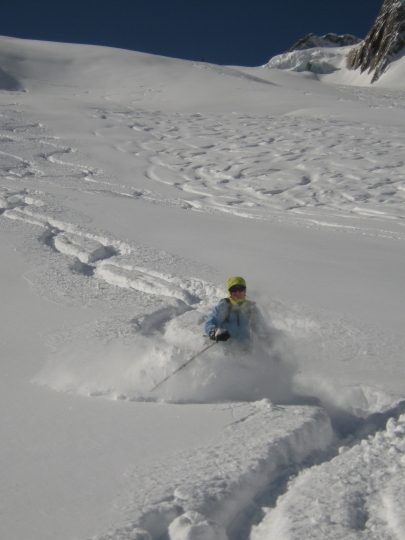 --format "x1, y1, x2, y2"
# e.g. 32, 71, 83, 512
3, 93, 405, 226
90, 106, 405, 222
